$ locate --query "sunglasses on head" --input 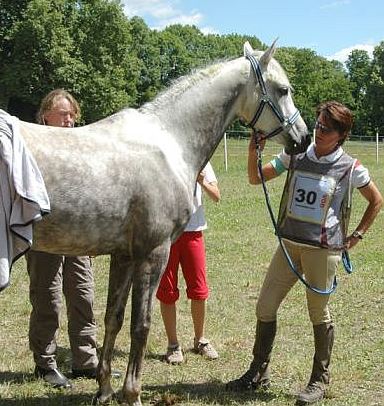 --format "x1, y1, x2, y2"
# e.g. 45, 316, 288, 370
315, 121, 333, 133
